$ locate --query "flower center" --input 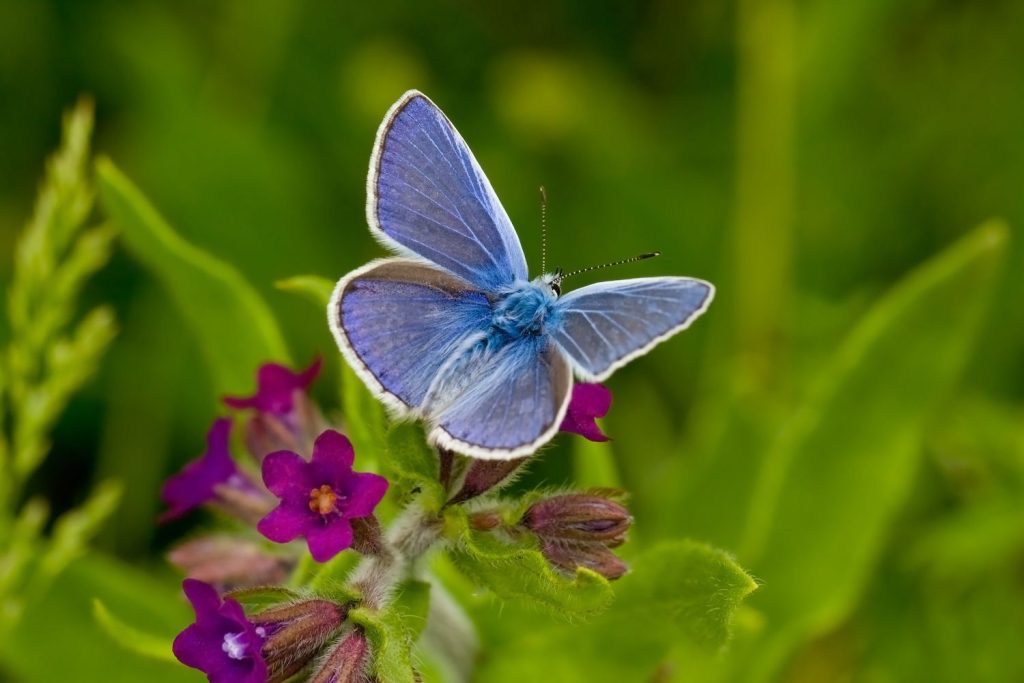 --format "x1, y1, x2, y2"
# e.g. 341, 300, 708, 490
221, 632, 248, 660
309, 484, 344, 516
